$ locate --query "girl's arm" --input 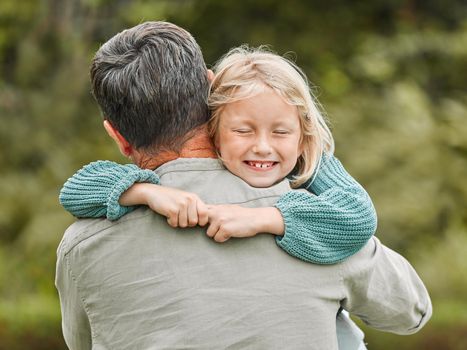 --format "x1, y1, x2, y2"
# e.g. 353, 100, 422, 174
206, 154, 377, 264
120, 183, 209, 228
59, 161, 208, 227
205, 205, 284, 242
274, 154, 377, 264
61, 156, 377, 264
59, 161, 160, 220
